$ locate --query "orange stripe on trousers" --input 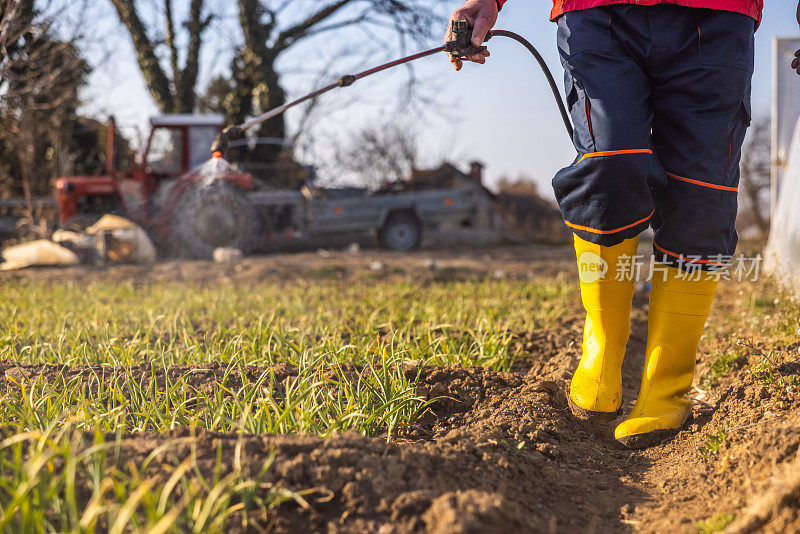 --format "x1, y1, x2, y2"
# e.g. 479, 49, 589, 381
574, 148, 653, 165
564, 209, 654, 235
653, 241, 726, 265
665, 171, 738, 192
